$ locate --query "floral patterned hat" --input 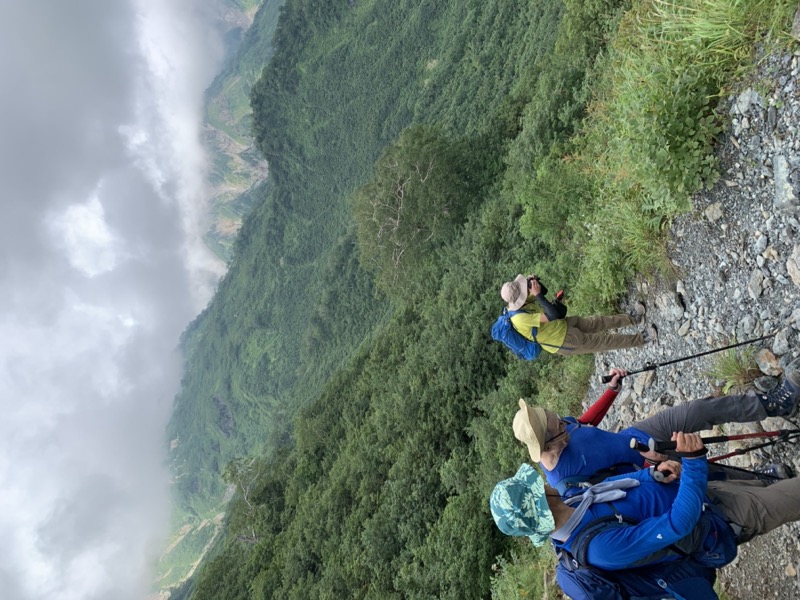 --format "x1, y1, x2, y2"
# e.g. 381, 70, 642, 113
489, 463, 555, 547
